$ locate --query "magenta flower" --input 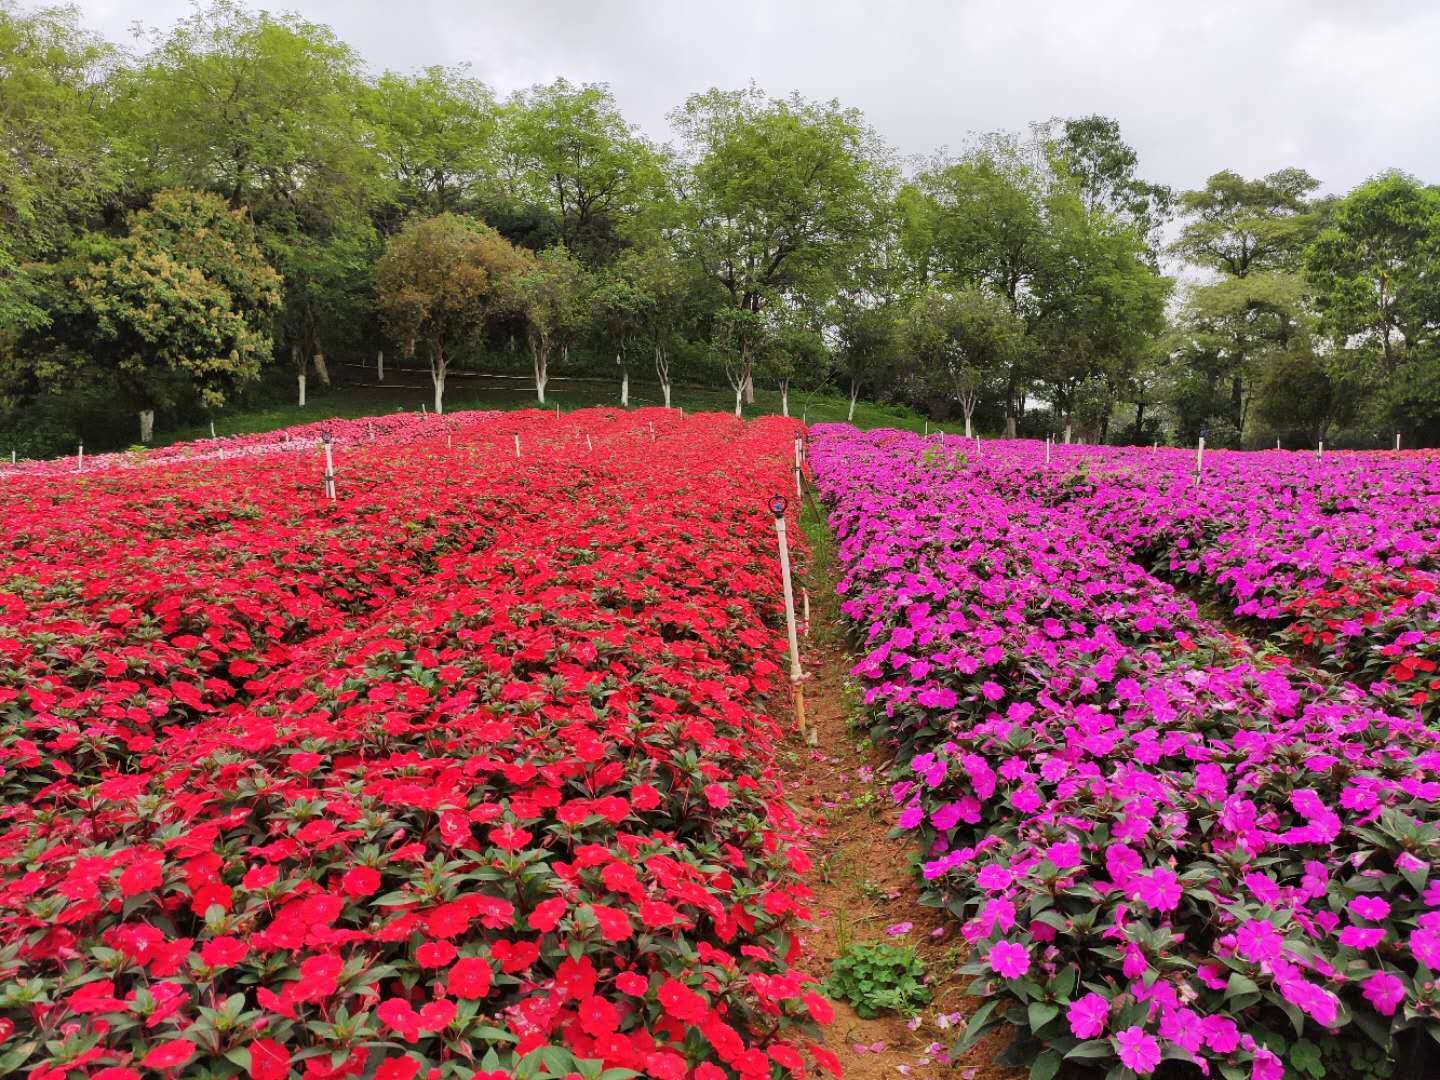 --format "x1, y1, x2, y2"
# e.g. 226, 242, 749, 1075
987, 940, 1030, 979
1135, 867, 1181, 912
1114, 1026, 1160, 1075
1362, 970, 1406, 1016
1066, 992, 1108, 1039
1348, 896, 1391, 921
